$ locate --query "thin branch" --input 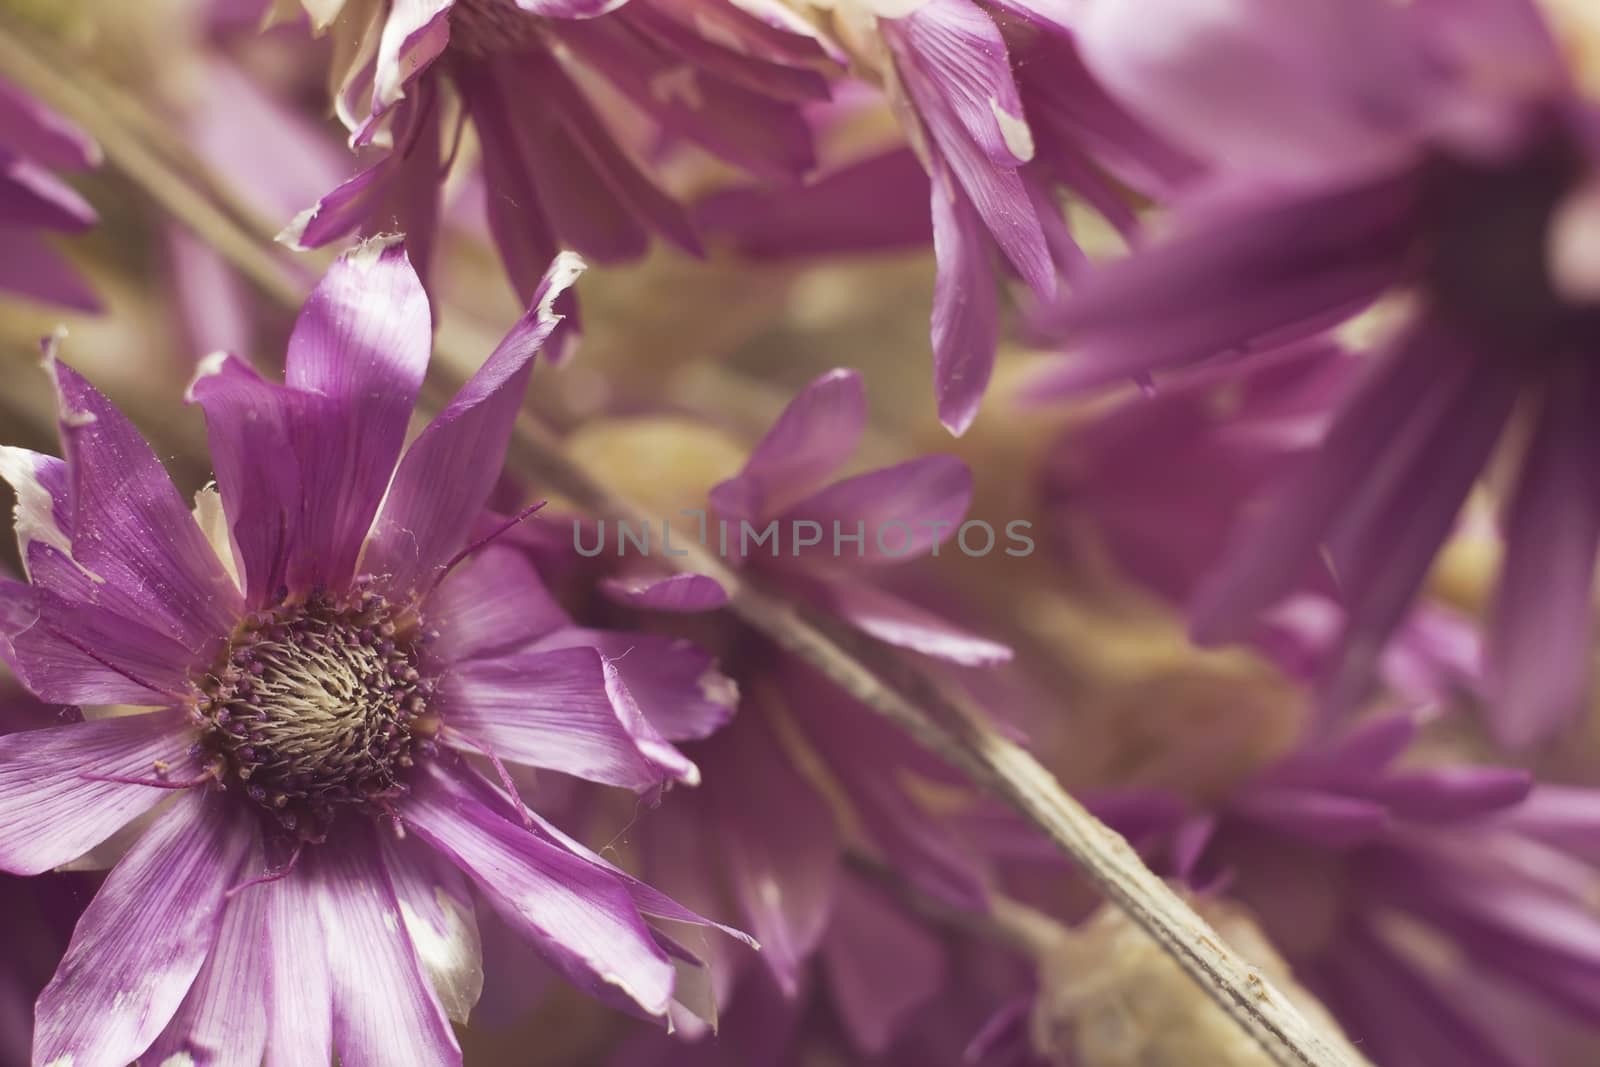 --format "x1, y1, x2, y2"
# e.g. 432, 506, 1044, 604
0, 22, 1368, 1067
